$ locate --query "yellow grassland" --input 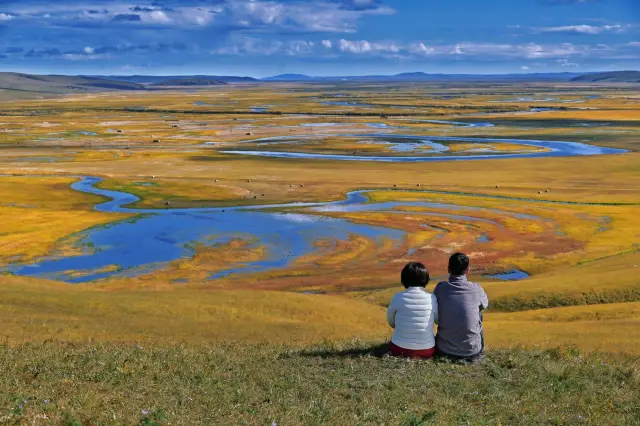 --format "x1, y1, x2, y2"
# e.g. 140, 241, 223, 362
485, 301, 640, 354
95, 177, 250, 208
2, 274, 640, 354
0, 176, 127, 263
0, 275, 390, 345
